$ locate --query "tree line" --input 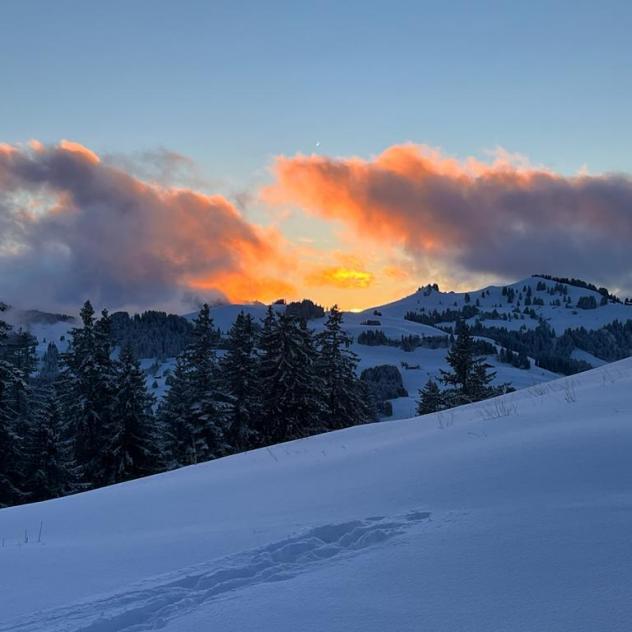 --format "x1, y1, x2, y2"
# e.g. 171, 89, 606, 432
0, 302, 371, 508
